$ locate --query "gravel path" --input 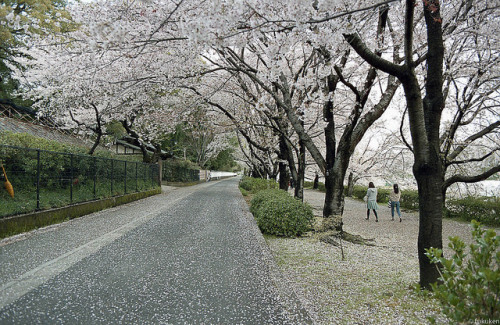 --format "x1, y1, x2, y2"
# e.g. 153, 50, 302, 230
0, 179, 311, 324
264, 188, 496, 324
